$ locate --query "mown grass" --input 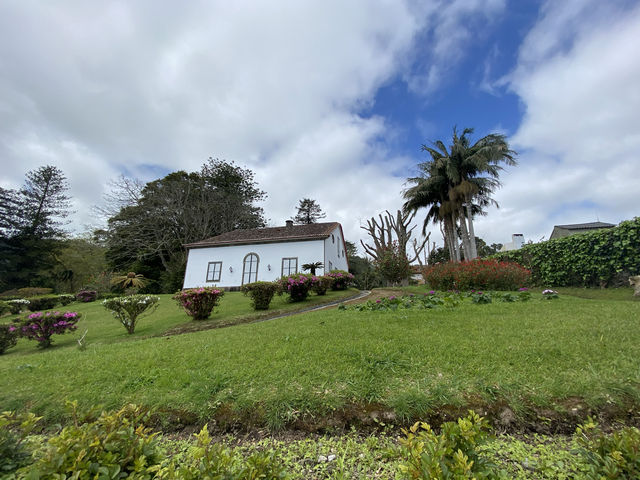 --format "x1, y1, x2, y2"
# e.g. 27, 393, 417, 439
2, 288, 639, 431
